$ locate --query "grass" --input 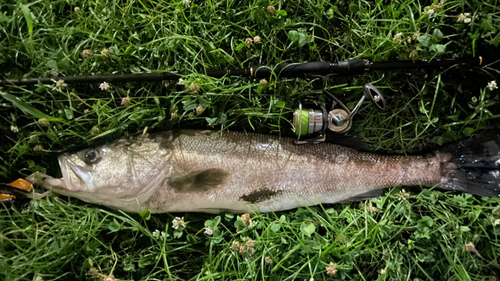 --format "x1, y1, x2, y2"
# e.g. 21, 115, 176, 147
1, 0, 500, 280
